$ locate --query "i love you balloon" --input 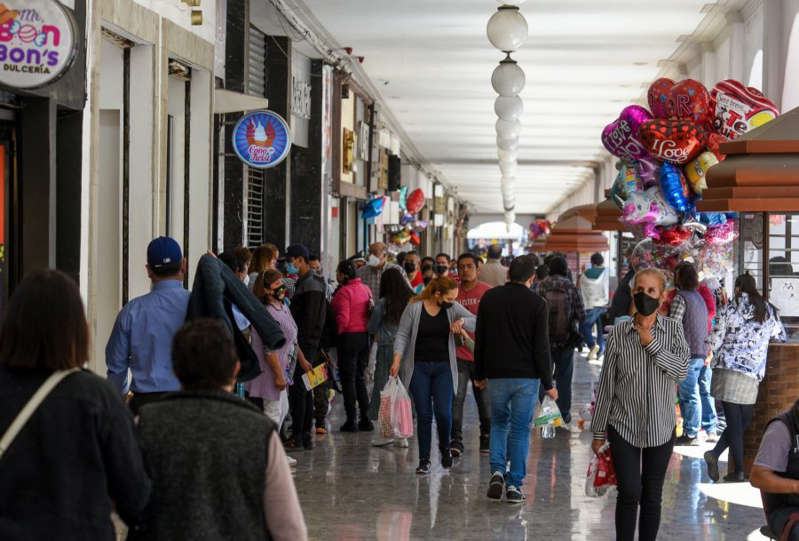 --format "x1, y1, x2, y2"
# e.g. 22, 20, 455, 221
647, 78, 674, 119
601, 105, 652, 161
666, 79, 712, 128
406, 188, 425, 215
638, 119, 705, 165
711, 80, 779, 140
